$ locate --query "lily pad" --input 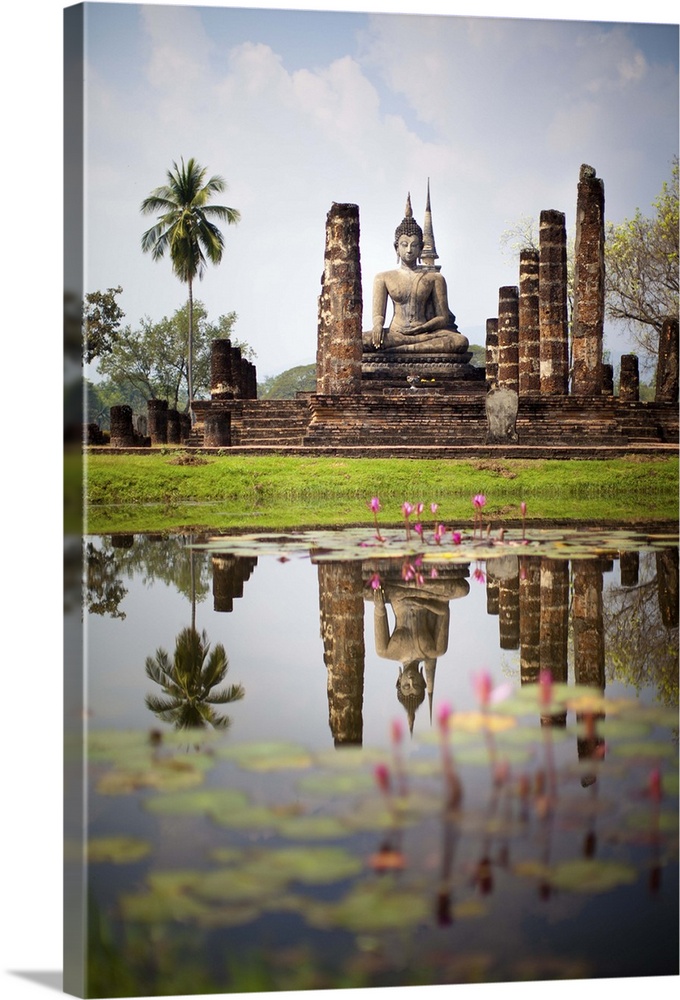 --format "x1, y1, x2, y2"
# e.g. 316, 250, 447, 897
306, 879, 430, 933
88, 836, 151, 864
275, 814, 350, 840
265, 846, 362, 883
609, 740, 677, 760
217, 742, 314, 770
548, 859, 637, 893
296, 771, 376, 795
144, 788, 249, 816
